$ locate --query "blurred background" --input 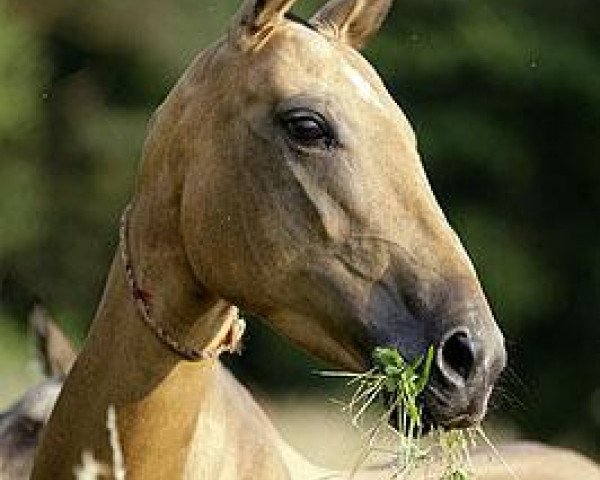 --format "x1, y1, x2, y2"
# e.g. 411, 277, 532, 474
0, 0, 598, 467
